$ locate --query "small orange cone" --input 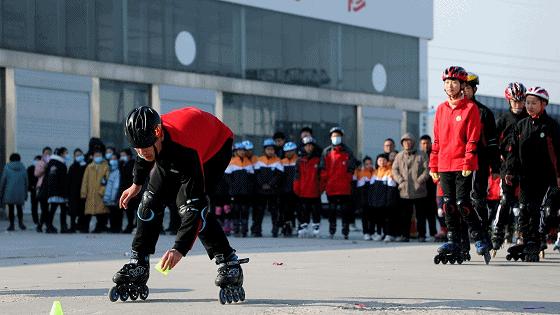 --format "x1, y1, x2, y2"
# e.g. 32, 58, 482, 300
50, 300, 64, 315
